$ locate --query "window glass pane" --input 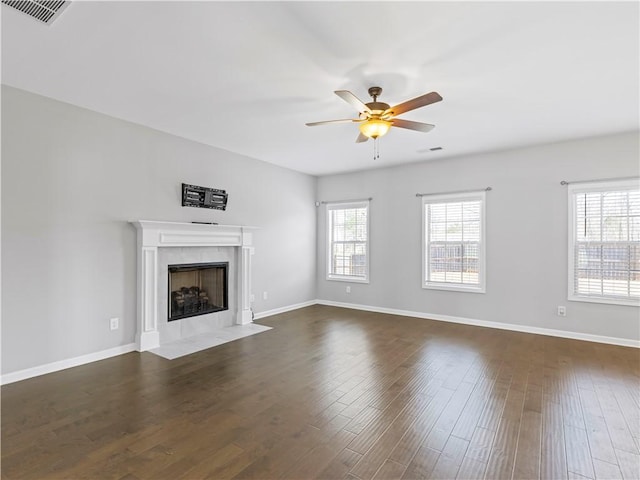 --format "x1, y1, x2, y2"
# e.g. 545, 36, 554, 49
430, 222, 446, 242
584, 192, 602, 217
464, 243, 479, 259
446, 222, 463, 242
333, 225, 344, 242
576, 217, 586, 241
445, 270, 462, 283
430, 204, 446, 222
343, 210, 355, 241
629, 190, 640, 213
602, 245, 629, 271
631, 244, 640, 275
602, 191, 627, 216
576, 194, 586, 217
463, 201, 480, 221
602, 279, 629, 297
630, 216, 640, 242
333, 243, 344, 256
429, 244, 445, 282
576, 244, 600, 269
328, 204, 368, 279
424, 196, 483, 288
571, 183, 640, 302
463, 221, 480, 242
603, 216, 628, 242
630, 244, 640, 297
584, 218, 602, 241
576, 271, 603, 295
446, 202, 463, 223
